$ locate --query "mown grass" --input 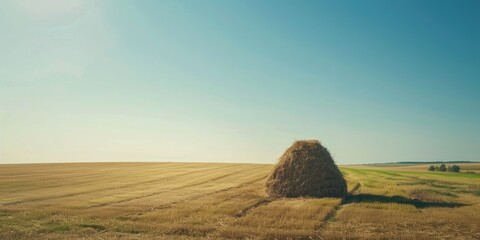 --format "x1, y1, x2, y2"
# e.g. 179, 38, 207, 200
0, 162, 479, 239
